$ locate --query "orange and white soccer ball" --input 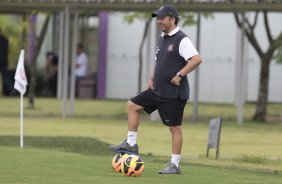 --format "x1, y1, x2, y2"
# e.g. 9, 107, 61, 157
112, 153, 128, 173
121, 155, 144, 177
